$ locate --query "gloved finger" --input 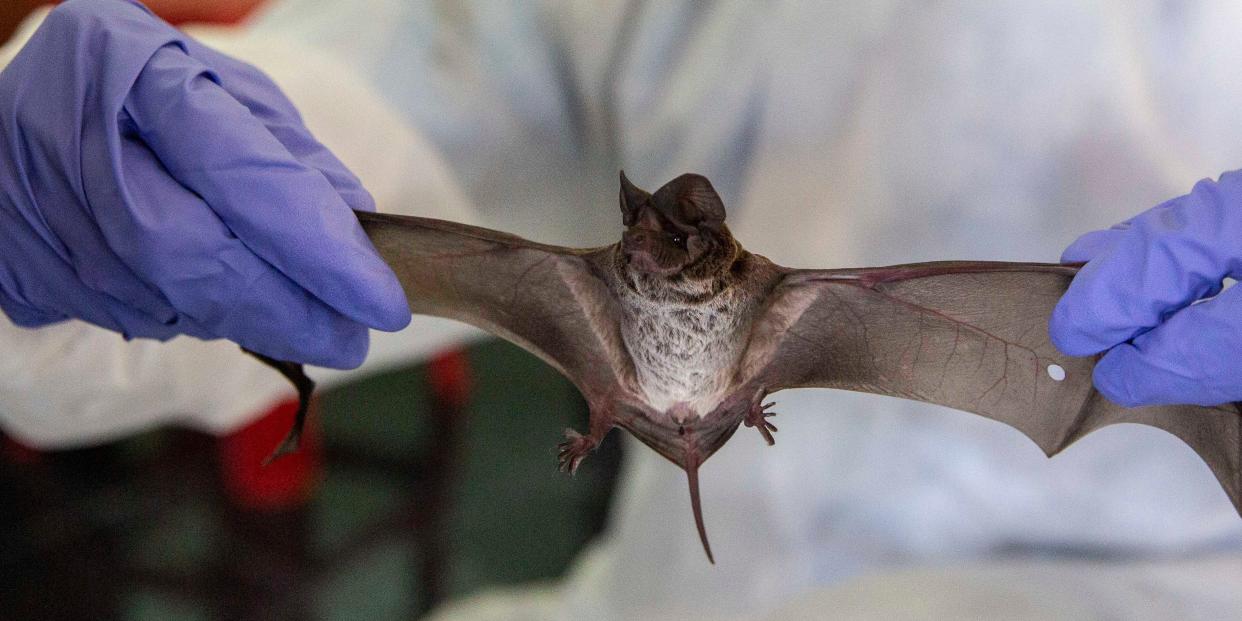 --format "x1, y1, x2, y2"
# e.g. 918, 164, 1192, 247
1050, 176, 1242, 357
0, 1, 184, 327
1060, 227, 1126, 263
185, 39, 376, 212
0, 205, 191, 340
95, 118, 371, 368
122, 45, 410, 334
1091, 282, 1242, 407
